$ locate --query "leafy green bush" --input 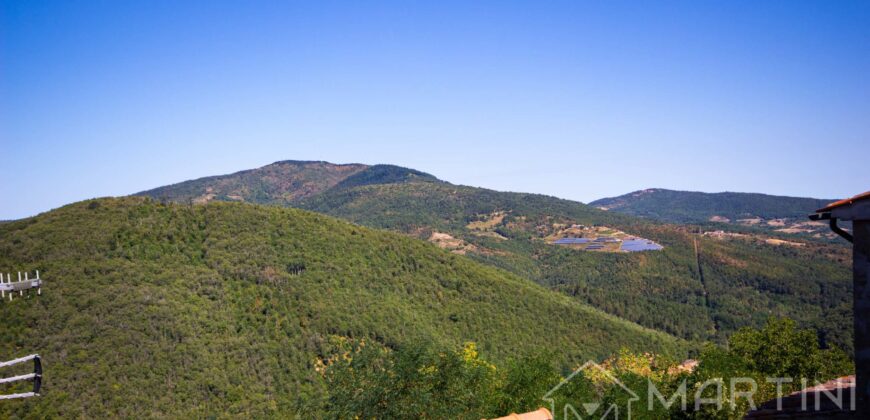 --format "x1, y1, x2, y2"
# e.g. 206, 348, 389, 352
728, 318, 852, 381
